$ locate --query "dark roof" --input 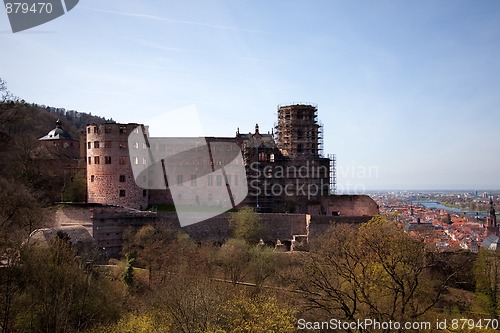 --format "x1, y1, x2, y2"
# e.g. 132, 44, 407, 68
29, 225, 94, 246
39, 119, 76, 141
